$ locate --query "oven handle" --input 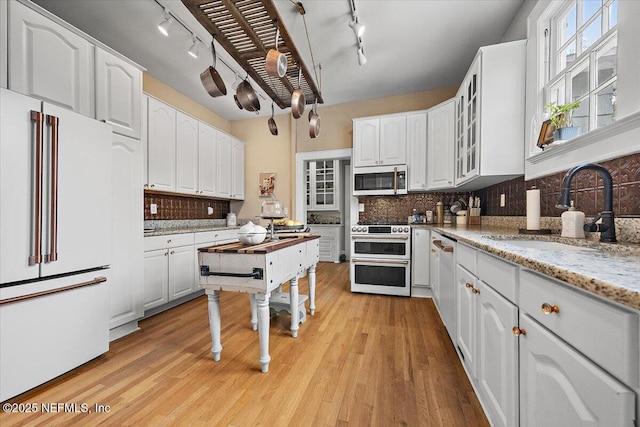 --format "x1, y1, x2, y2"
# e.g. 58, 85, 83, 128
352, 258, 409, 265
351, 235, 409, 241
433, 240, 454, 253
